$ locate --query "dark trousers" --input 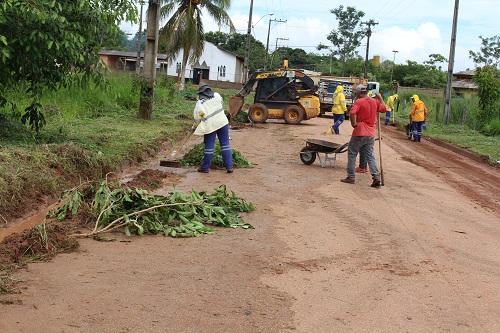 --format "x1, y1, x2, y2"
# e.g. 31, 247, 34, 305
201, 124, 232, 170
411, 121, 424, 140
